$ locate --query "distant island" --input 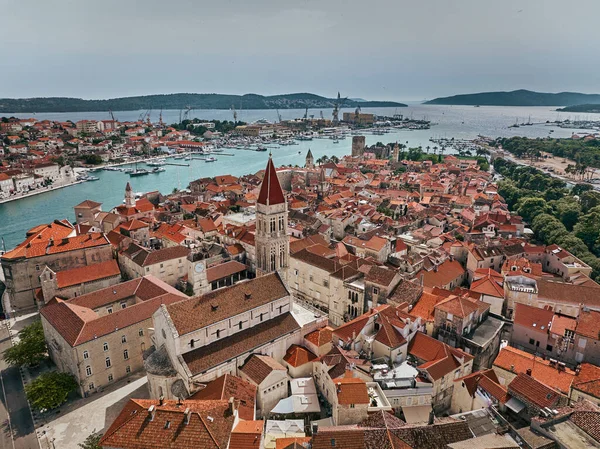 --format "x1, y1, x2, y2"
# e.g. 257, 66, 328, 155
556, 104, 600, 113
424, 89, 600, 106
0, 93, 407, 113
